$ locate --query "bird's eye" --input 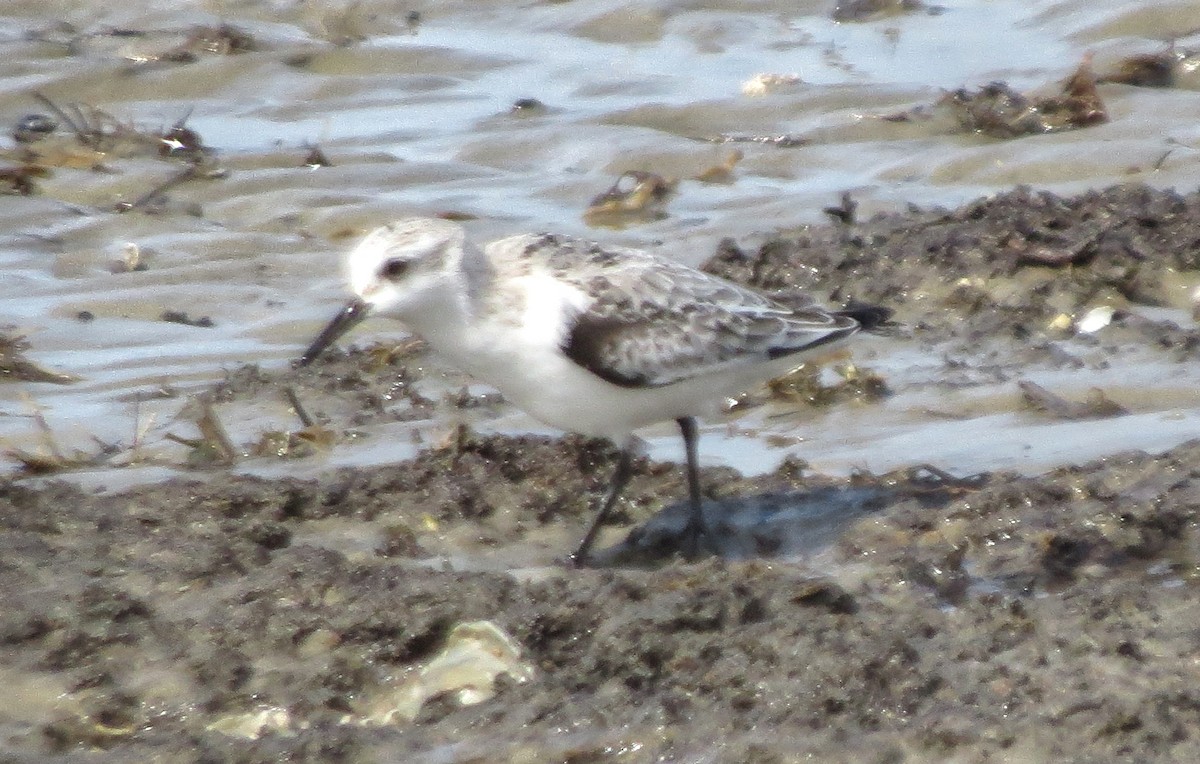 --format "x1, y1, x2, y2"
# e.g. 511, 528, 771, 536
380, 258, 409, 279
